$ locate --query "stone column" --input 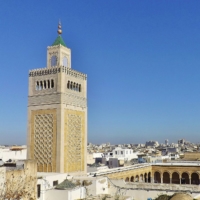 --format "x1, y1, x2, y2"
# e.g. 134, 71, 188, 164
151, 177, 154, 183
170, 178, 172, 184
161, 178, 163, 184
180, 178, 181, 184
189, 178, 191, 184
